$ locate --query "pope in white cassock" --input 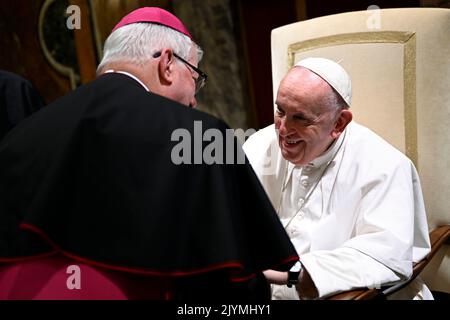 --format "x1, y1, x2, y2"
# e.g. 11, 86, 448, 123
243, 57, 432, 300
